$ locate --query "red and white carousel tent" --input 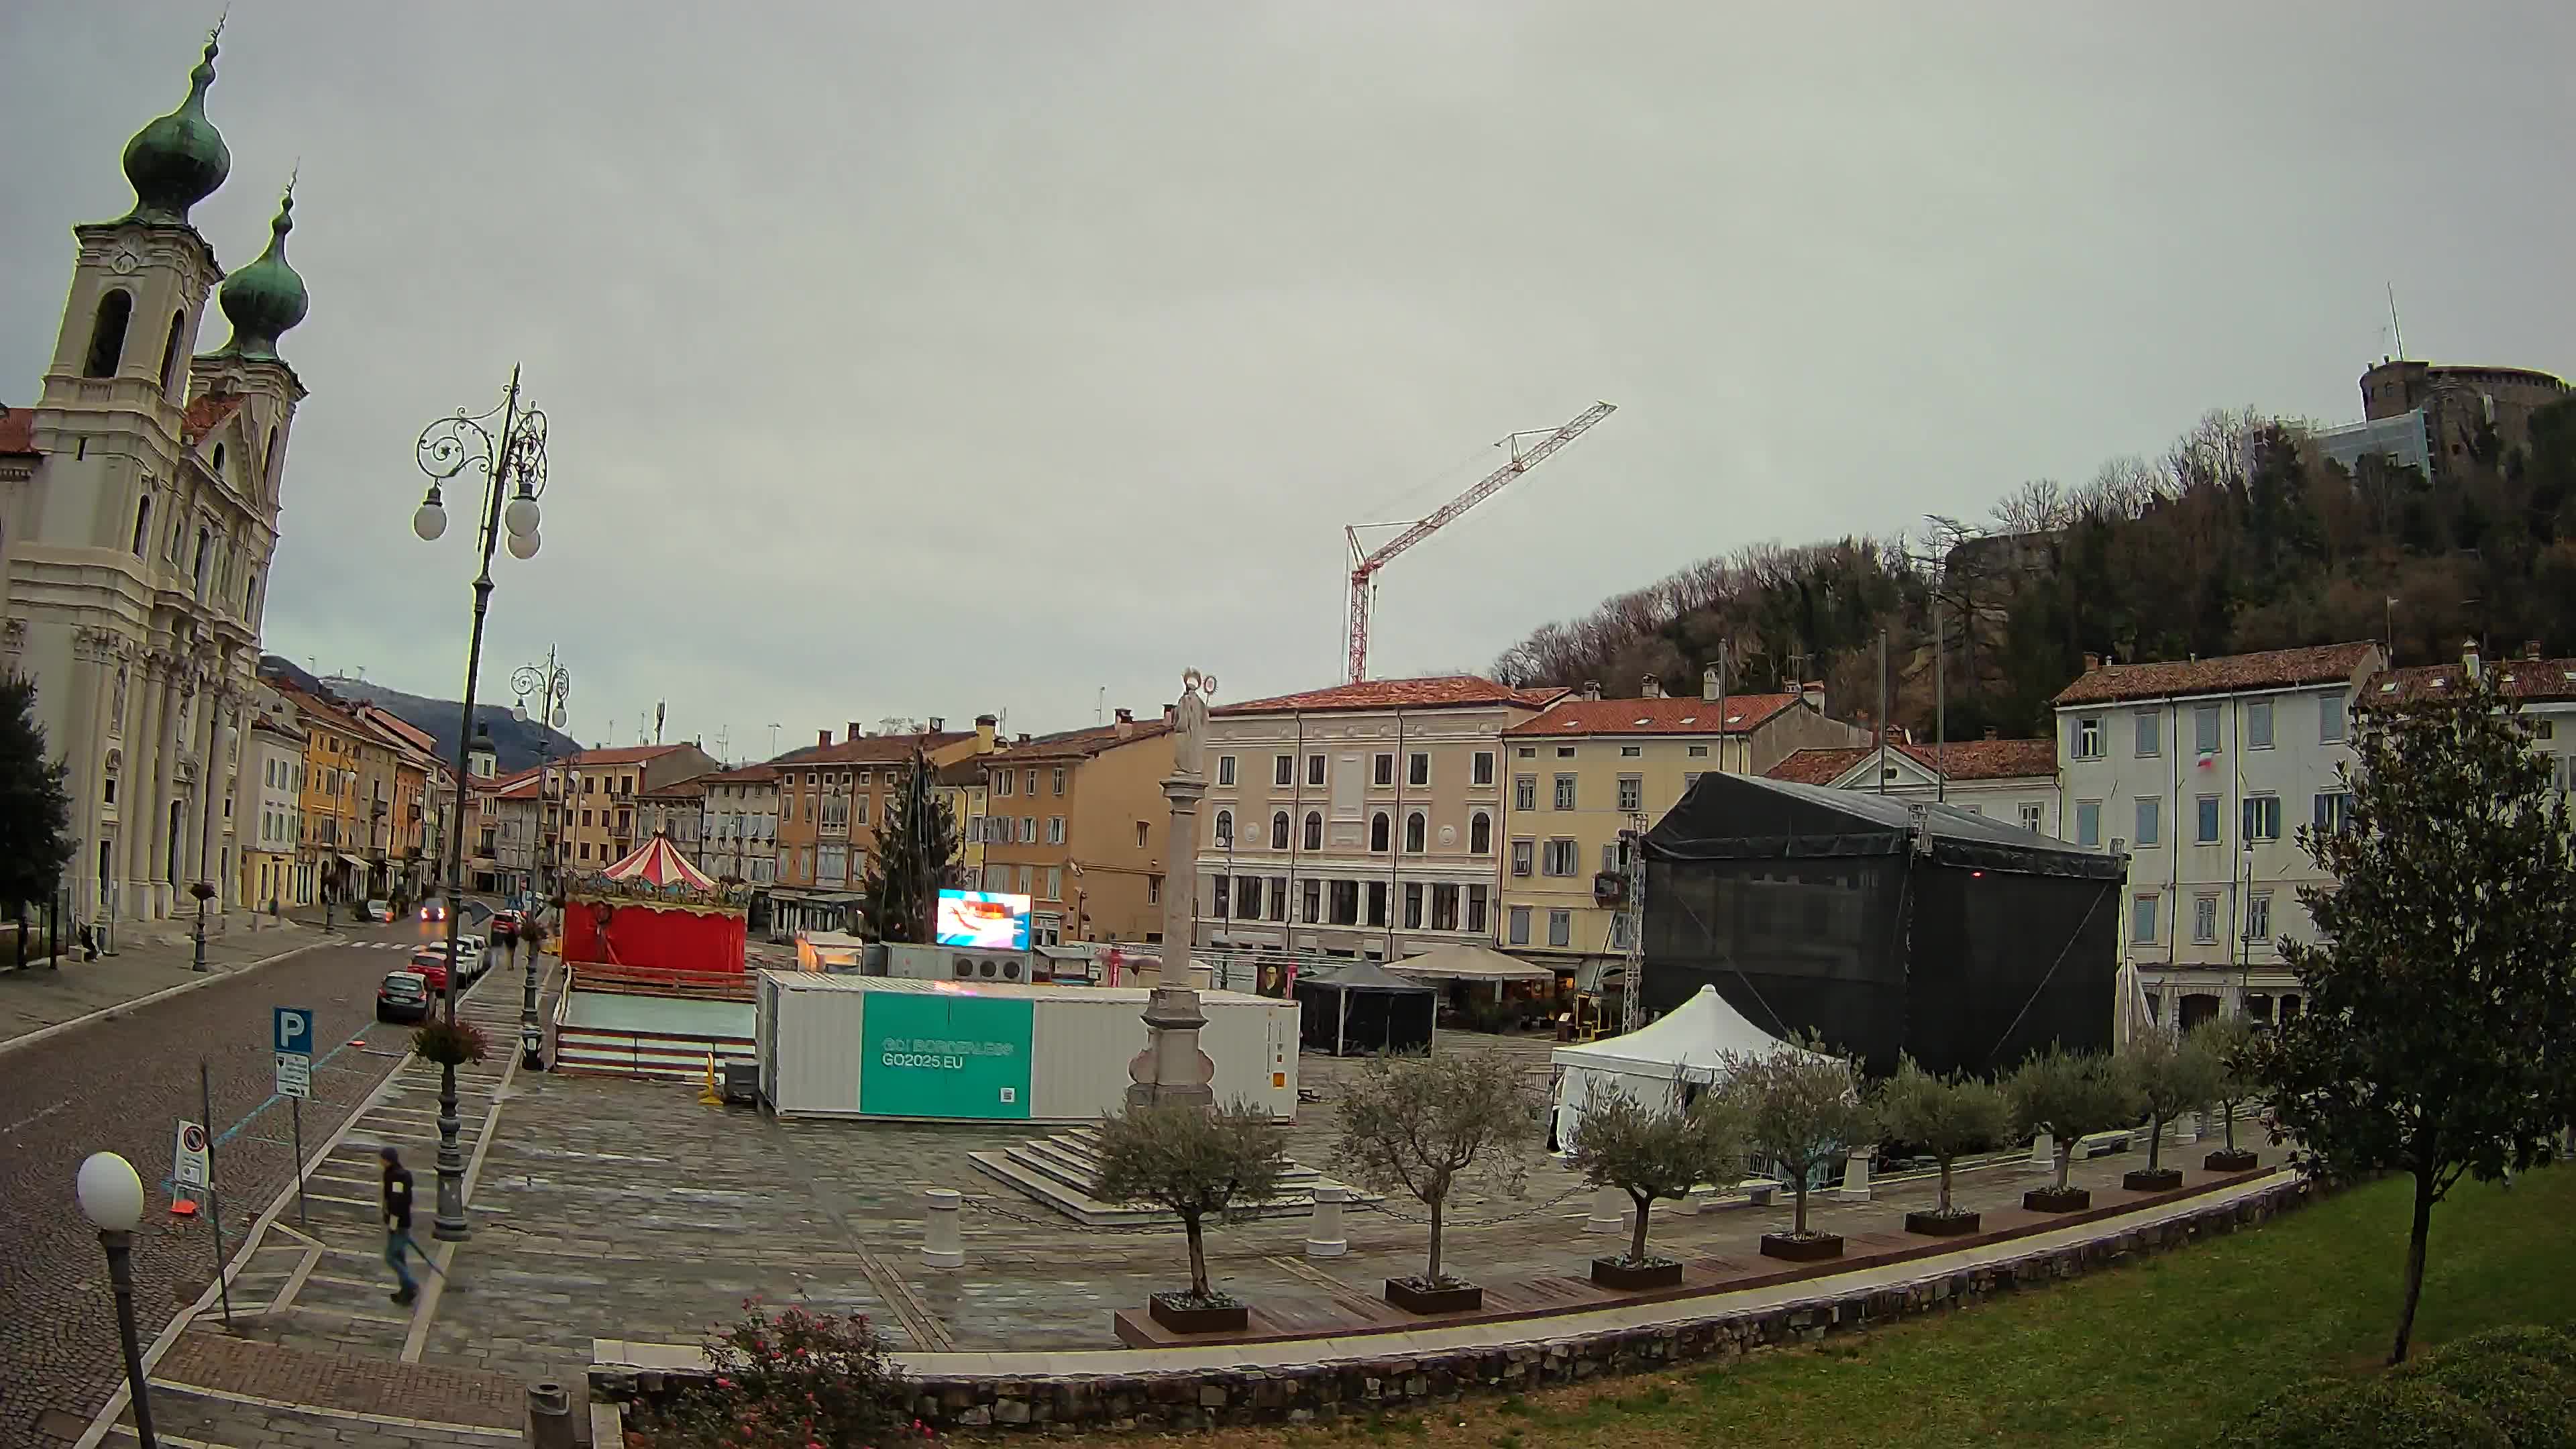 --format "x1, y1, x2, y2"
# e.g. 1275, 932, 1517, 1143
598, 833, 716, 892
